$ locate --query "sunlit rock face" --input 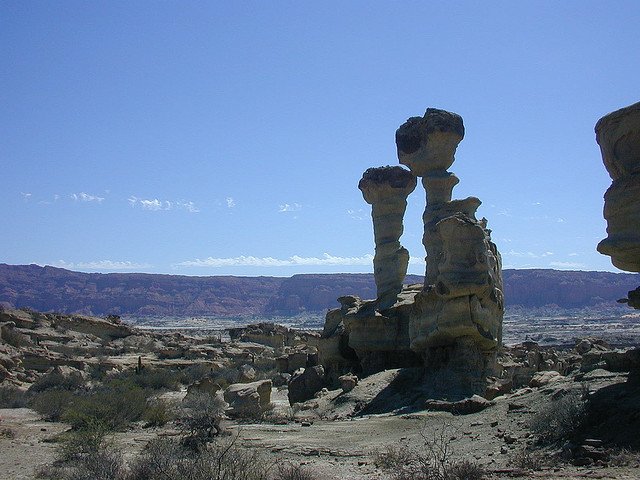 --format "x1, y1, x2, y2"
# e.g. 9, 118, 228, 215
358, 166, 416, 309
596, 101, 640, 309
319, 107, 504, 395
396, 108, 504, 354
